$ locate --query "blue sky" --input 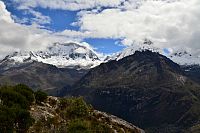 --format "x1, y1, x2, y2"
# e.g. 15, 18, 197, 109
4, 0, 124, 54
0, 0, 199, 58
